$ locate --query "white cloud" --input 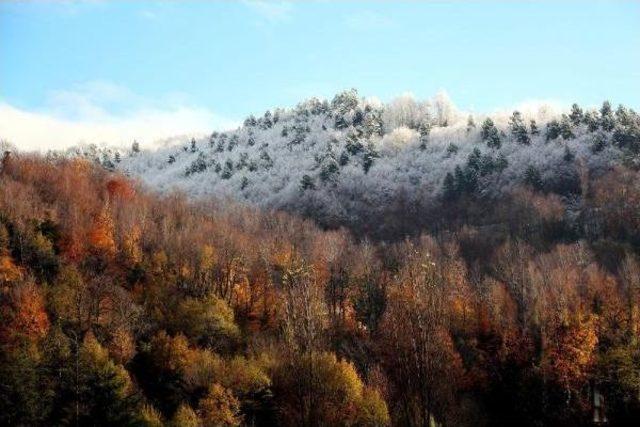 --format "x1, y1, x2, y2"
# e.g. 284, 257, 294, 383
0, 81, 237, 152
242, 0, 293, 23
